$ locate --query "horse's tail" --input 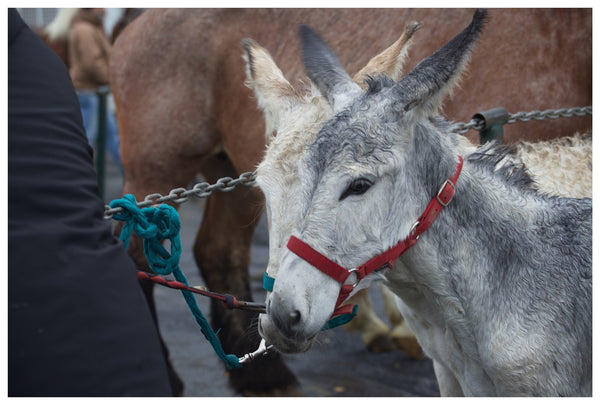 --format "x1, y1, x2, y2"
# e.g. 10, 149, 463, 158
44, 8, 78, 41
